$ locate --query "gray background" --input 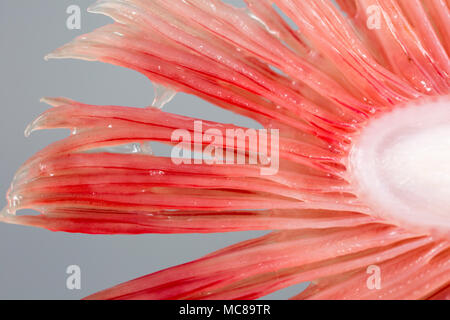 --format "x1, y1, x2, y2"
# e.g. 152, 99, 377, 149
0, 0, 308, 299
